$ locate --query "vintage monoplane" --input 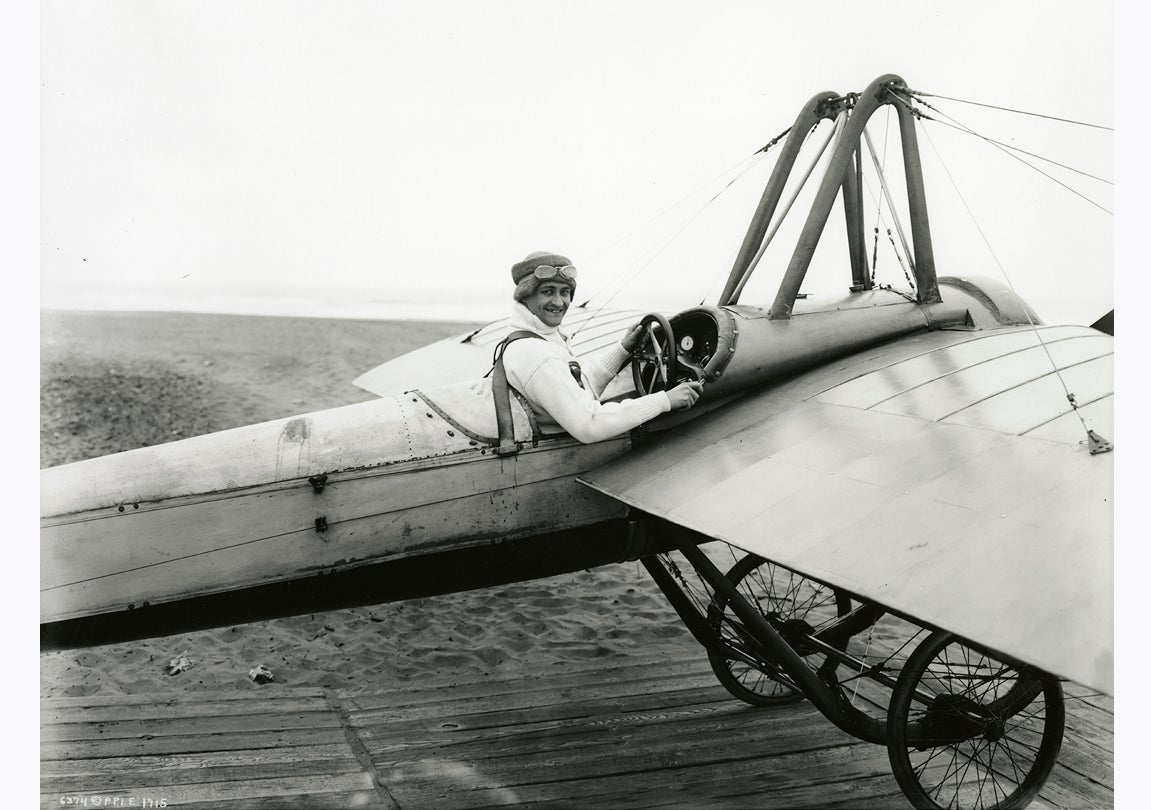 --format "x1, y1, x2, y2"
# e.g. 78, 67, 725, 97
41, 74, 1113, 809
